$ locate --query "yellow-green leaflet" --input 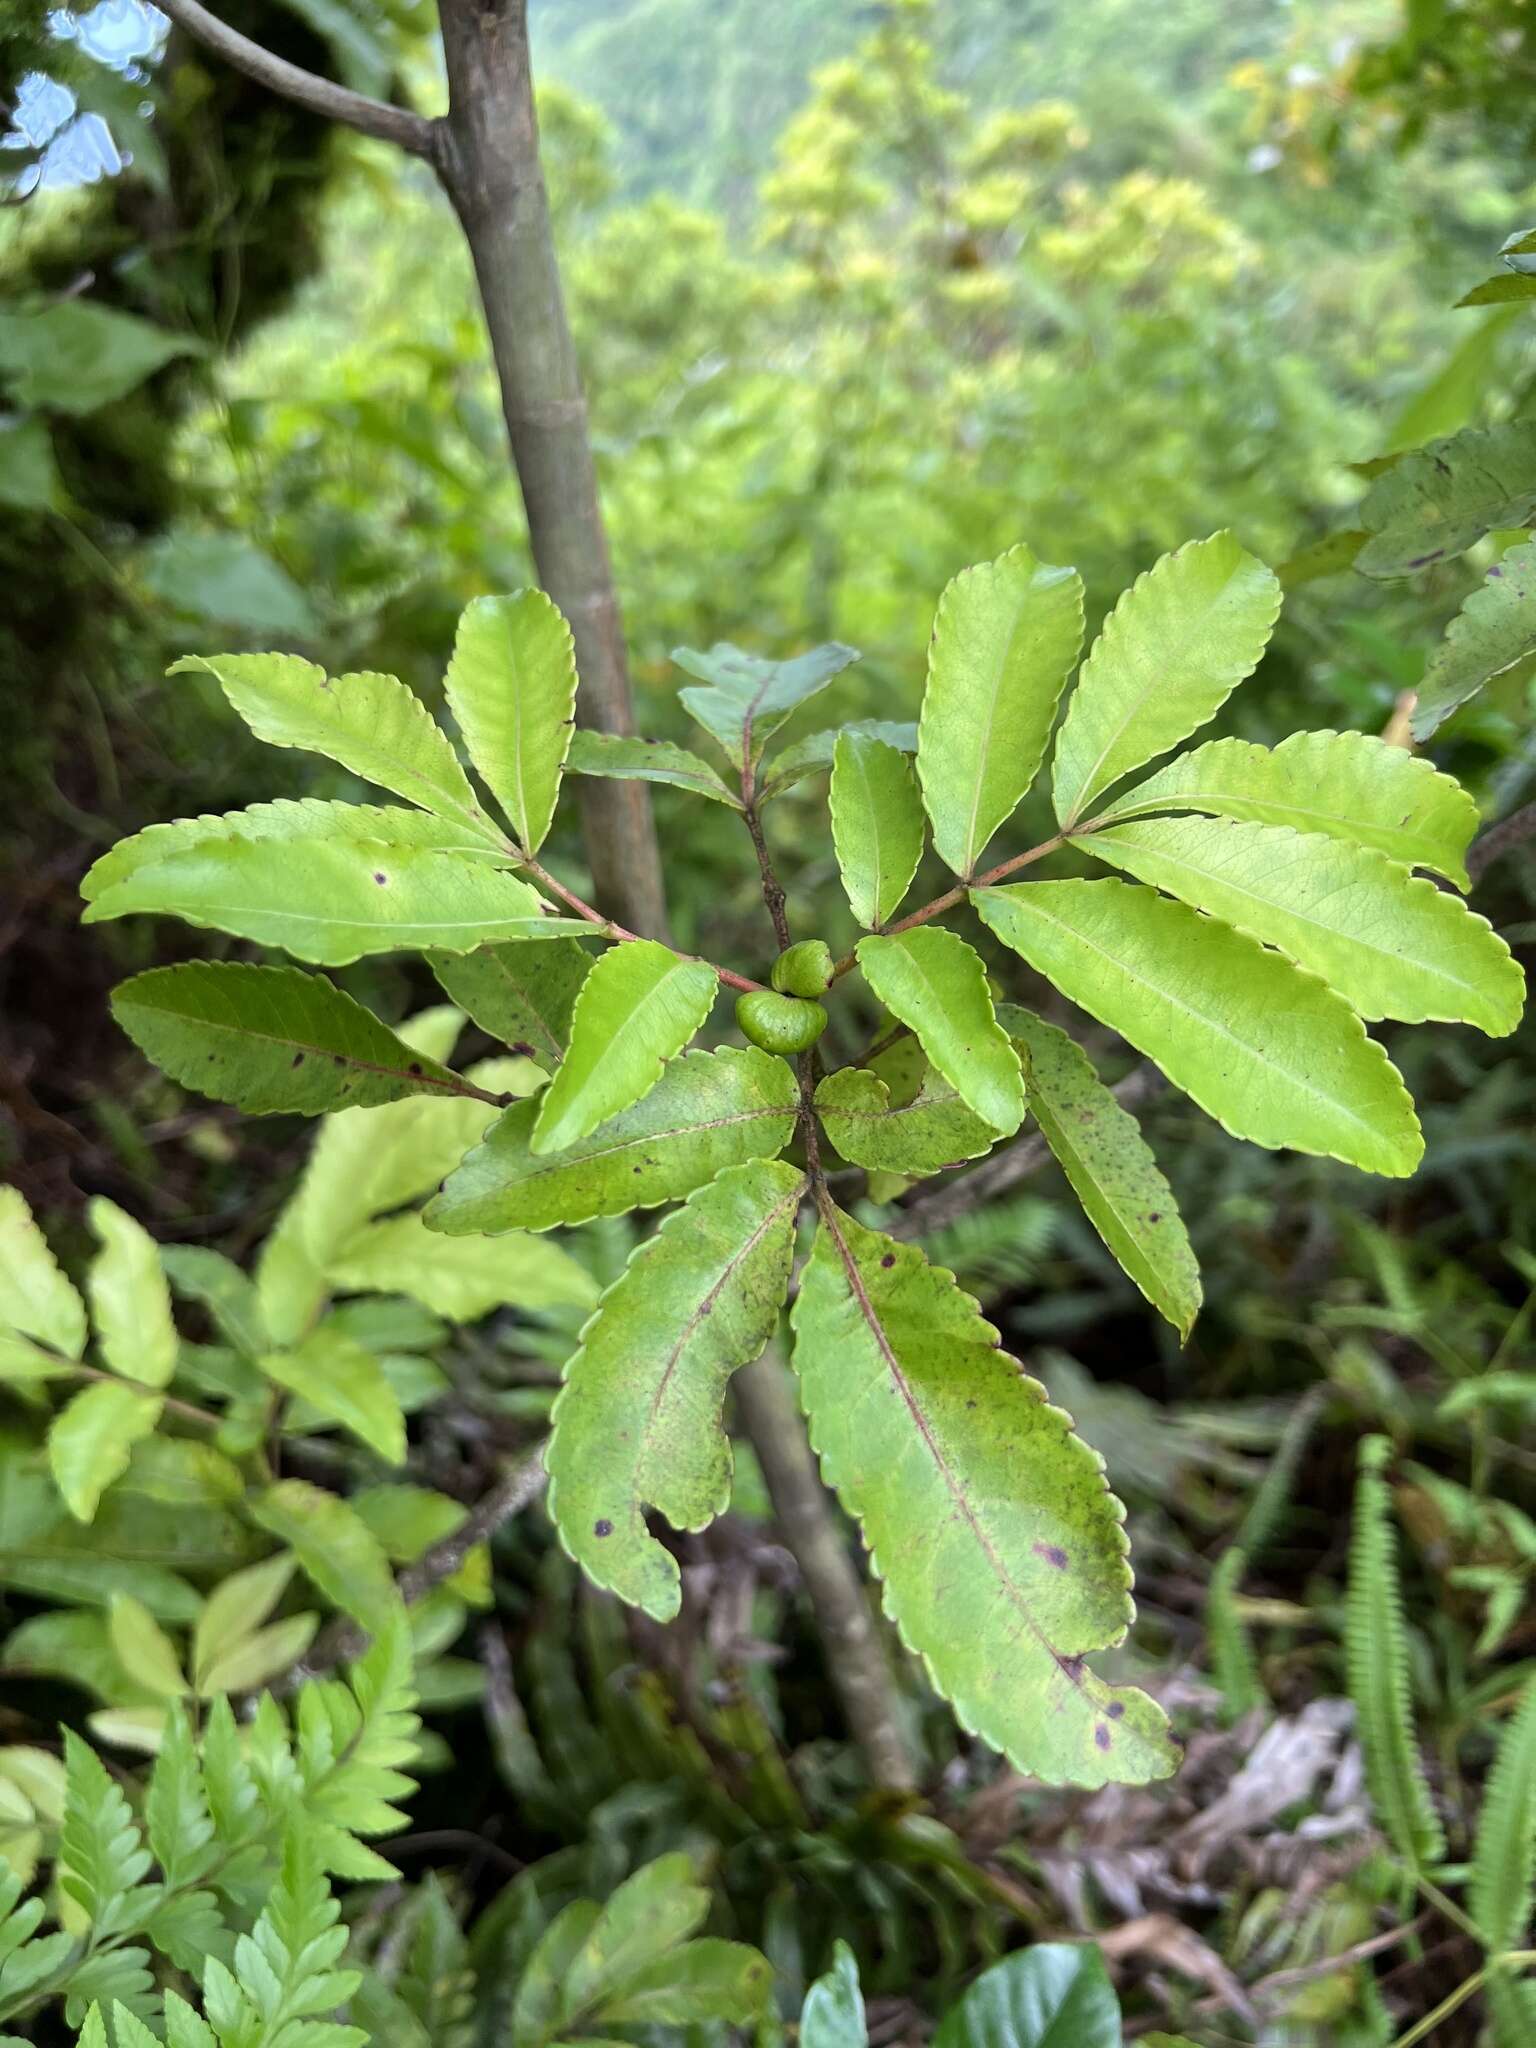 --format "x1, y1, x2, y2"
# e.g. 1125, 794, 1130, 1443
1414, 537, 1536, 739
565, 729, 742, 808
917, 545, 1084, 877
86, 1198, 177, 1389
1092, 729, 1479, 888
444, 591, 576, 854
80, 796, 514, 904
999, 1007, 1201, 1338
547, 1161, 804, 1620
791, 1205, 1177, 1786
428, 1047, 798, 1234
973, 879, 1423, 1176
171, 653, 497, 842
248, 1479, 398, 1631
855, 927, 1024, 1135
259, 1327, 407, 1465
1051, 533, 1280, 827
110, 962, 477, 1117
531, 941, 719, 1155
326, 1210, 597, 1318
85, 836, 577, 966
49, 1382, 163, 1523
0, 1186, 86, 1359
1087, 815, 1523, 1036
830, 731, 926, 928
